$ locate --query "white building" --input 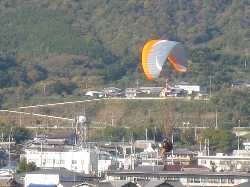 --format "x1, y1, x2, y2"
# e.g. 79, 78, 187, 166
85, 91, 104, 98
175, 82, 200, 94
139, 87, 164, 95
106, 166, 250, 187
24, 147, 98, 174
25, 174, 59, 187
198, 142, 250, 172
23, 142, 115, 175
125, 88, 137, 98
